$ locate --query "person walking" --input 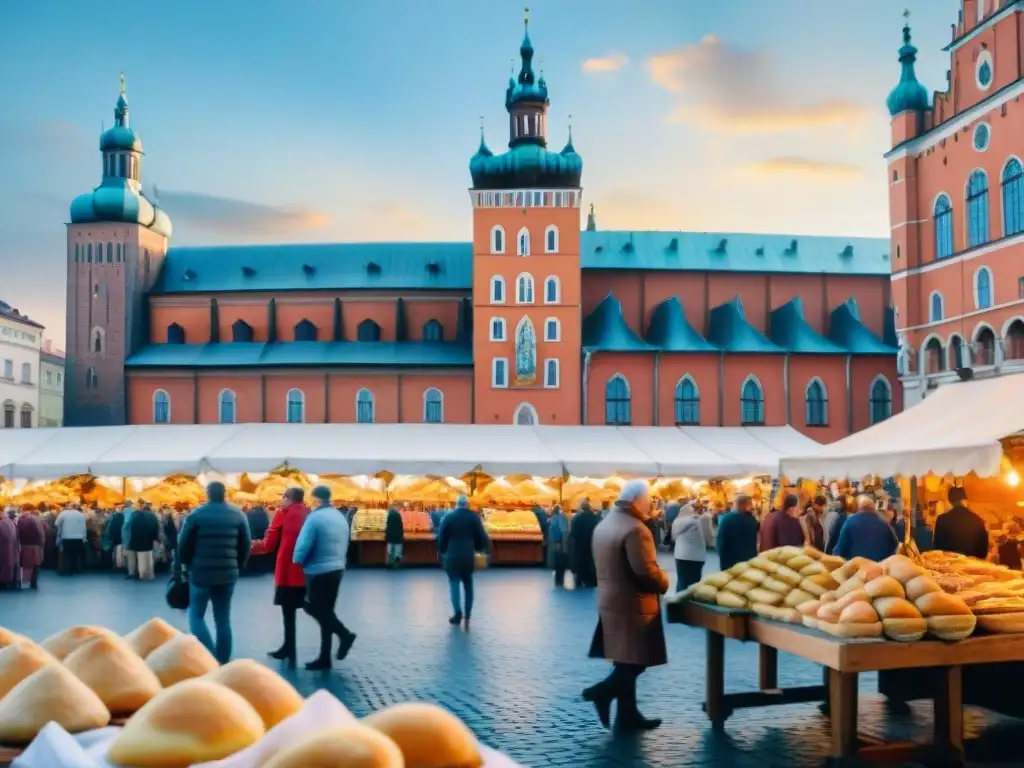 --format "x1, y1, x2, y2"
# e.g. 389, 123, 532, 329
801, 495, 827, 551
103, 504, 126, 570
715, 494, 759, 571
547, 505, 570, 587
0, 508, 19, 589
671, 503, 707, 592
760, 494, 806, 551
437, 495, 488, 629
293, 486, 357, 669
121, 501, 139, 579
834, 495, 899, 562
569, 499, 600, 588
933, 487, 989, 559
127, 502, 161, 580
384, 506, 404, 568
17, 508, 46, 589
55, 503, 88, 576
177, 482, 251, 664
583, 480, 669, 731
824, 495, 853, 555
252, 487, 310, 666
